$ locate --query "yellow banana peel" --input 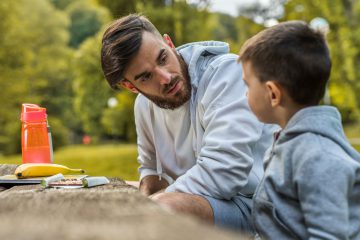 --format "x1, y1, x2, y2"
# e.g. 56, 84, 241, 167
15, 163, 85, 178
